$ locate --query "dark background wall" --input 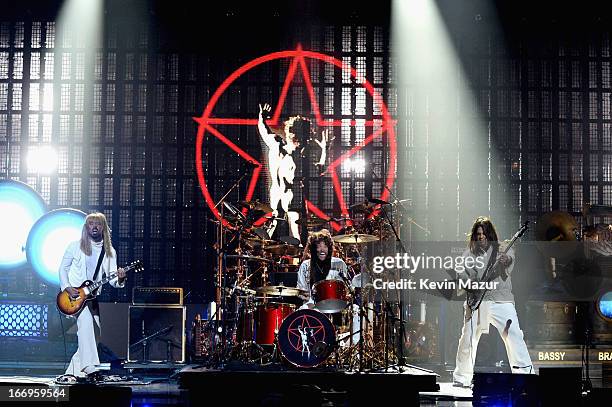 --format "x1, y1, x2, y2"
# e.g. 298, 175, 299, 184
1, 0, 612, 305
